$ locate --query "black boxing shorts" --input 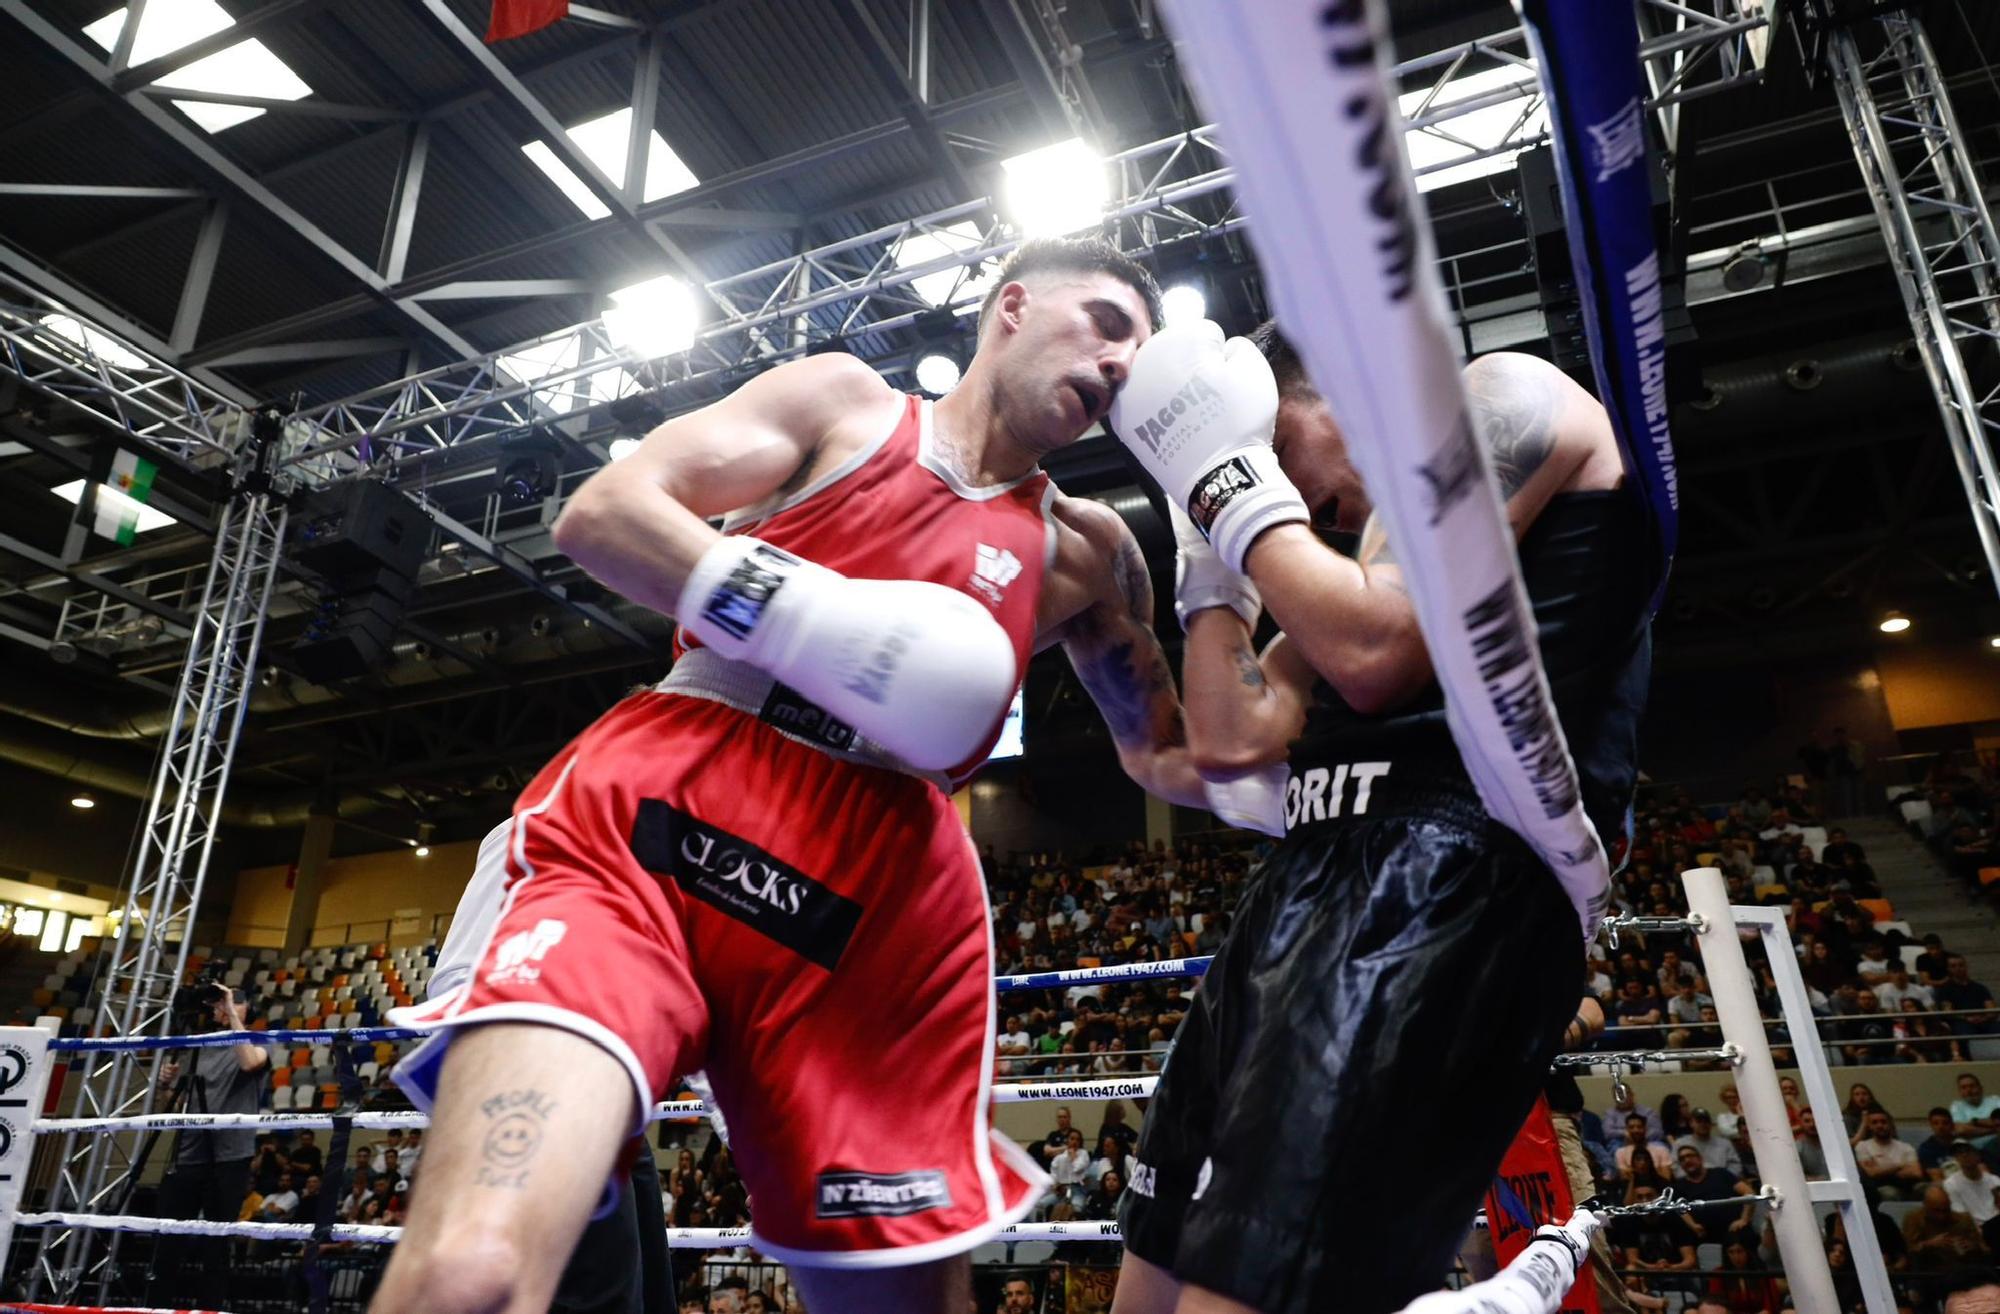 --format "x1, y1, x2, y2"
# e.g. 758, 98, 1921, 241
1120, 785, 1582, 1314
